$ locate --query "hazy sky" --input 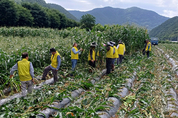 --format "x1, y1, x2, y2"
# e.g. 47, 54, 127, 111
45, 0, 178, 18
